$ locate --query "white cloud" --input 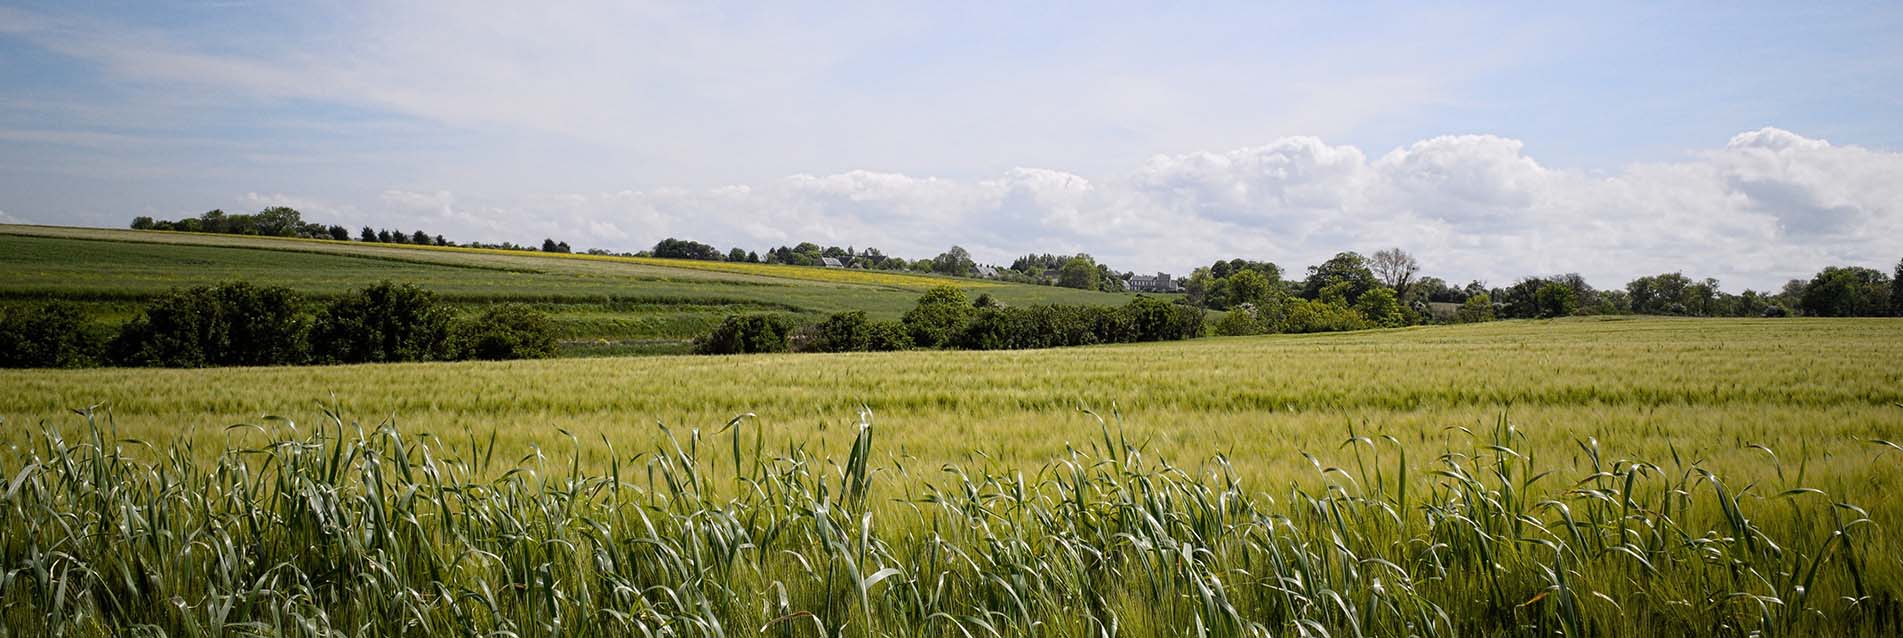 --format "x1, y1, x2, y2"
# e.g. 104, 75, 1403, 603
374, 128, 1895, 292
